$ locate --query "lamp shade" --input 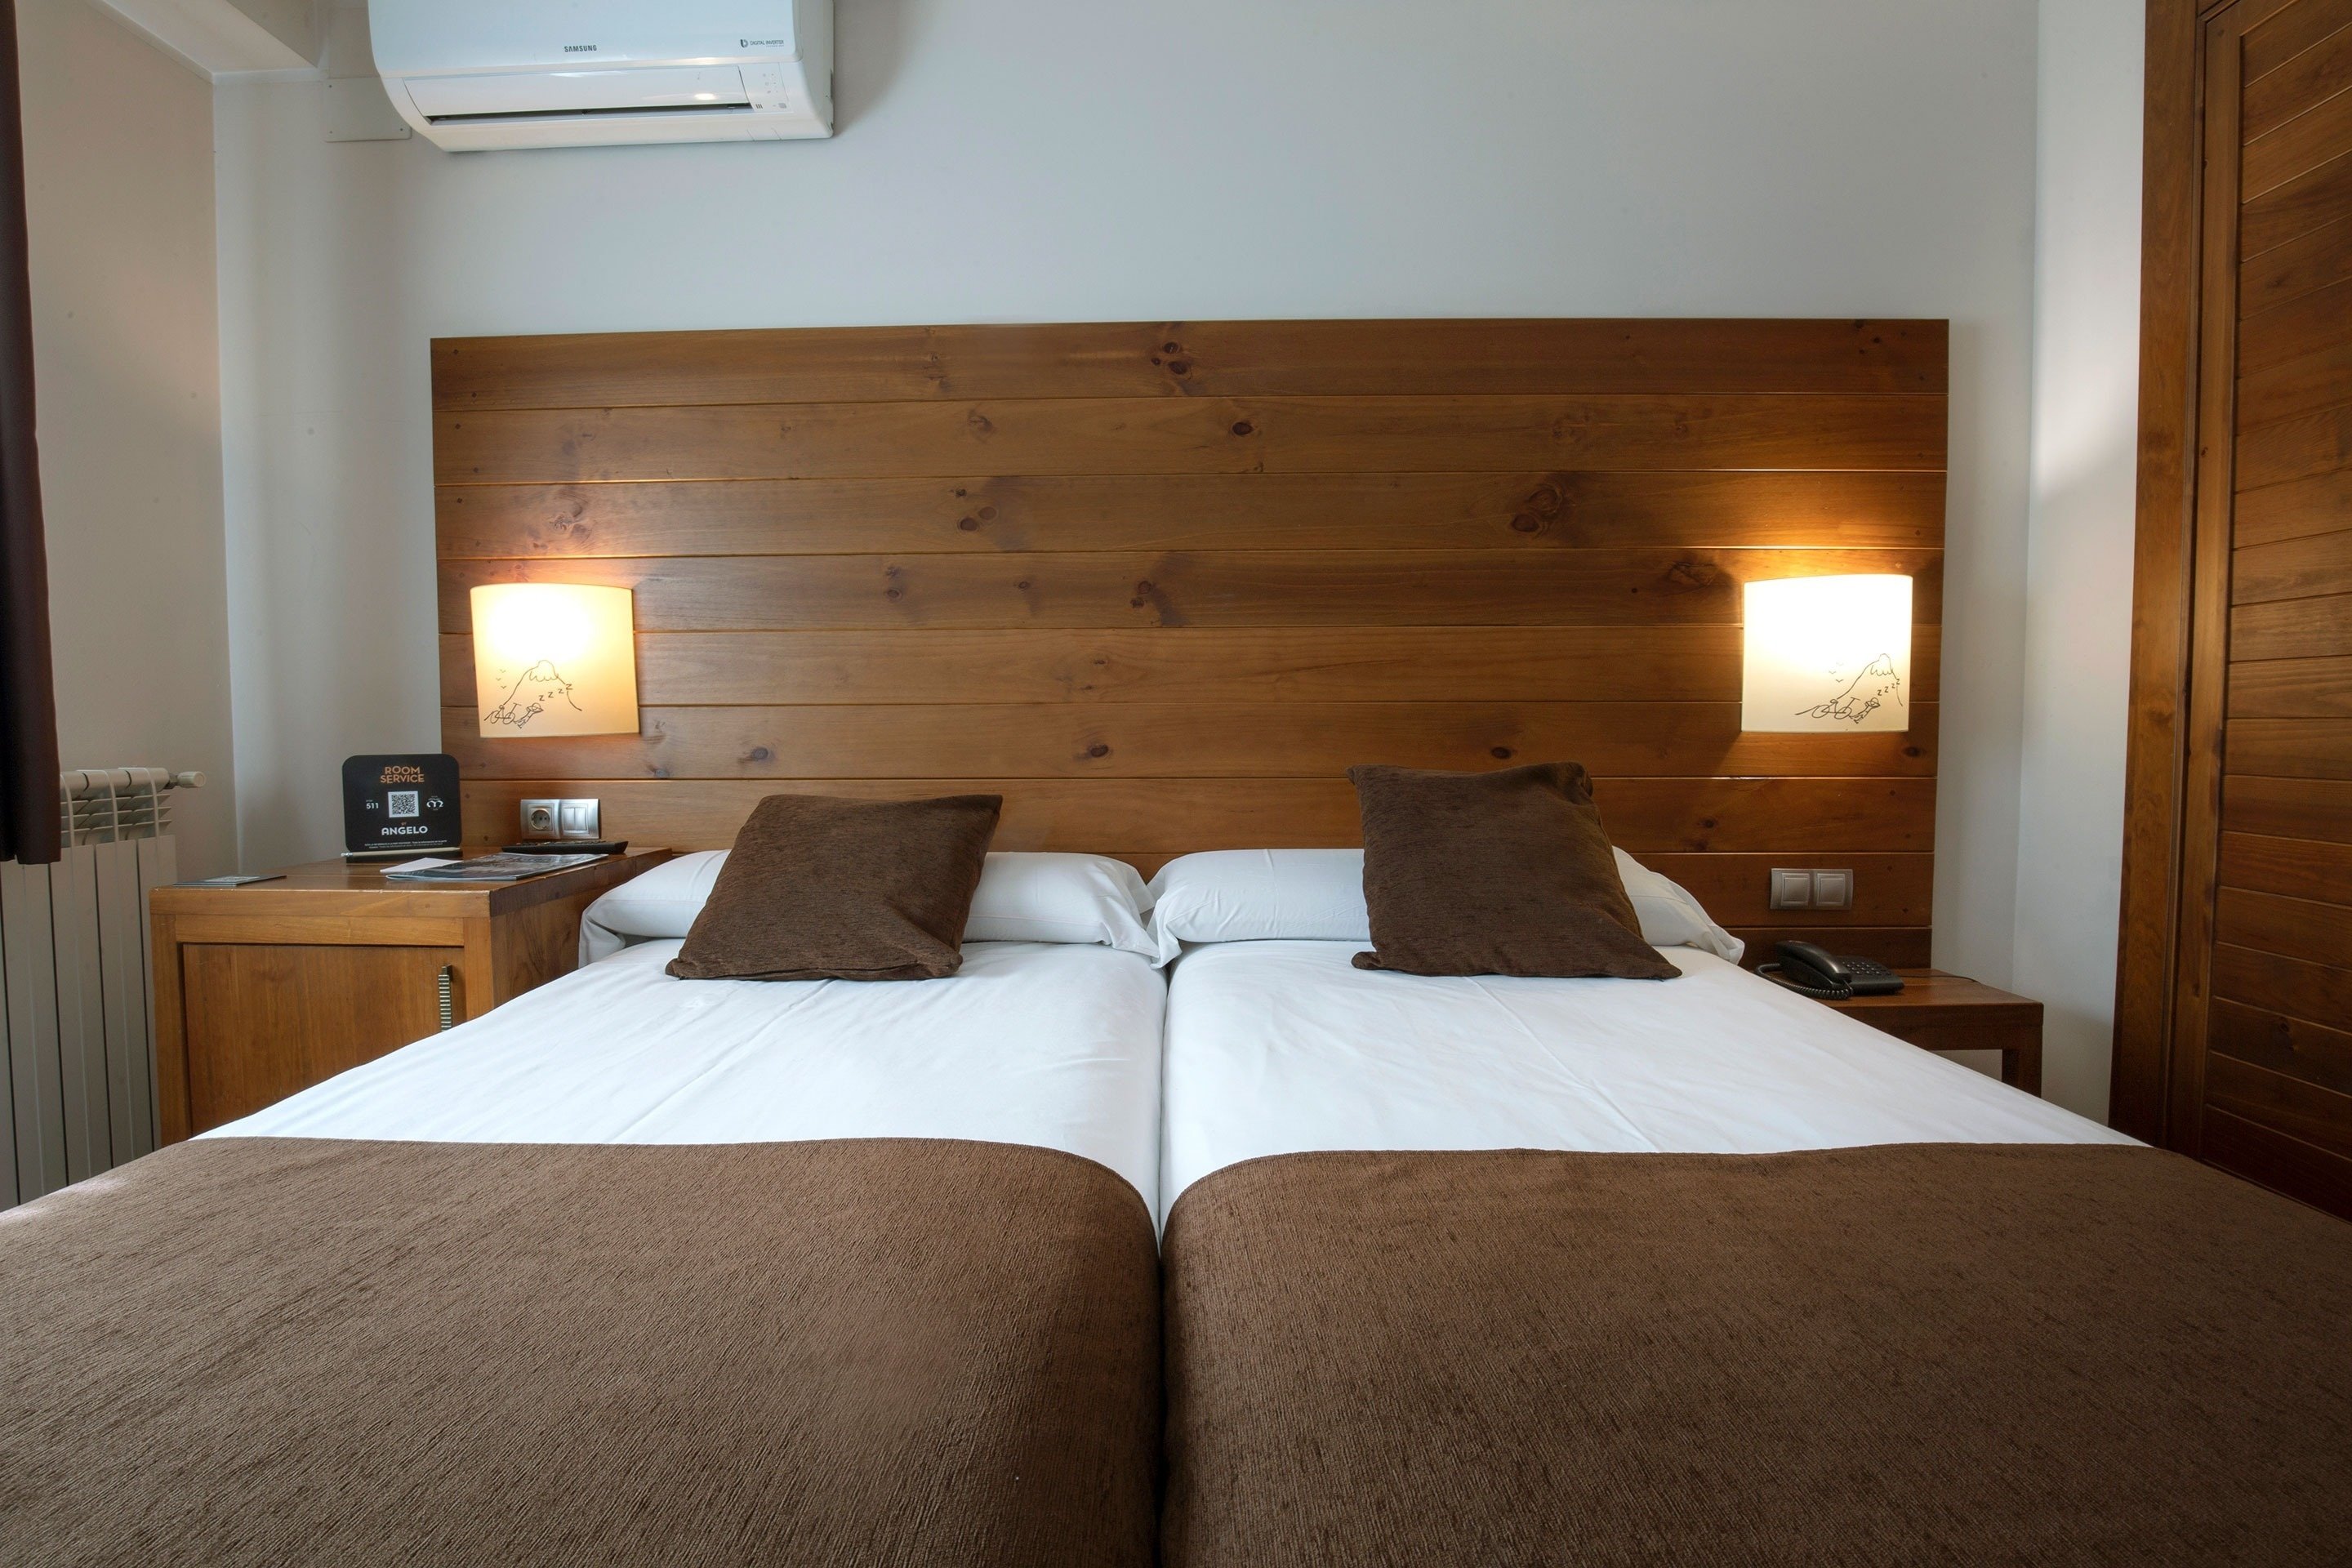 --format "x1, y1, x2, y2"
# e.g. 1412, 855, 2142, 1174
470, 583, 639, 737
1741, 574, 1912, 733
